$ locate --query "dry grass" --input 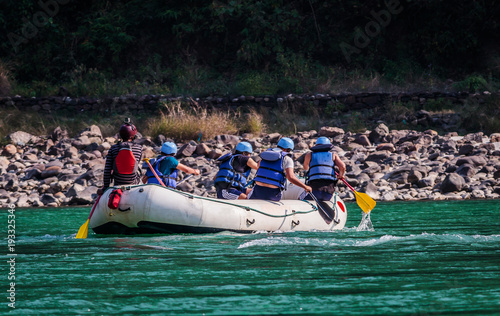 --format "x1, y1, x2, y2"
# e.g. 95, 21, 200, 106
146, 101, 240, 141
